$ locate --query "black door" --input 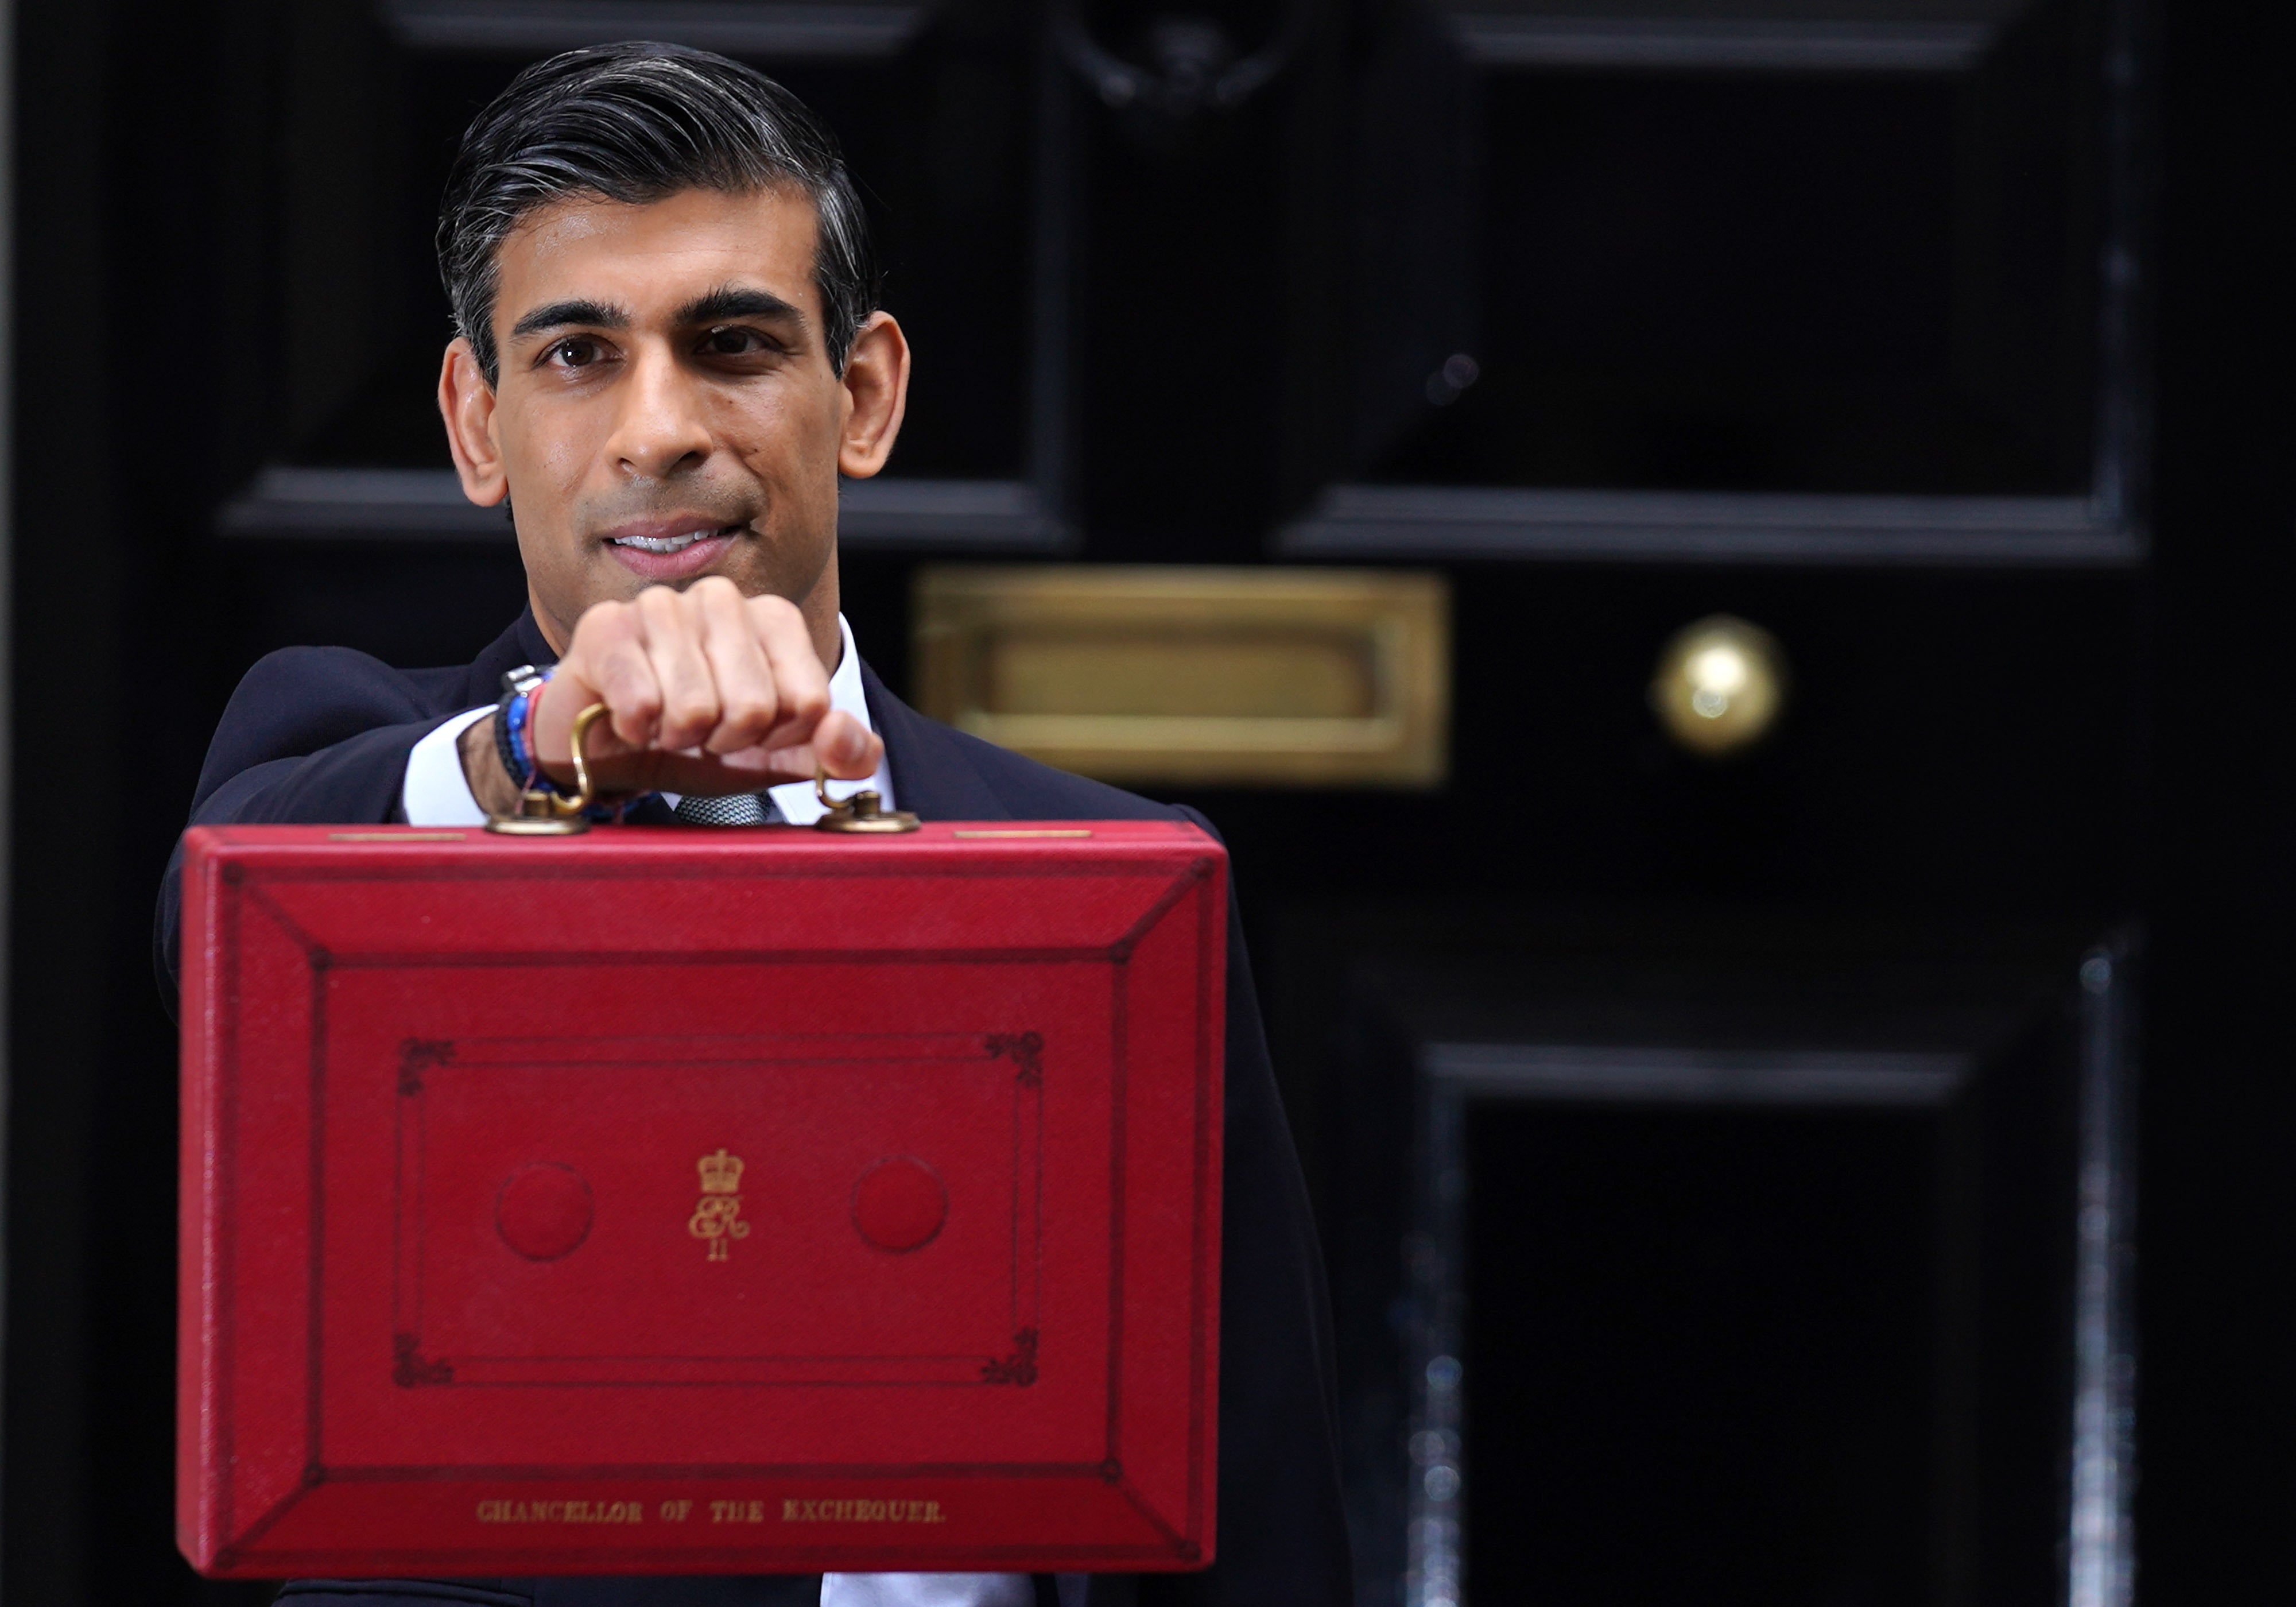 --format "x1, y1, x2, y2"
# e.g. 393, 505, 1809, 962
9, 0, 2294, 1602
